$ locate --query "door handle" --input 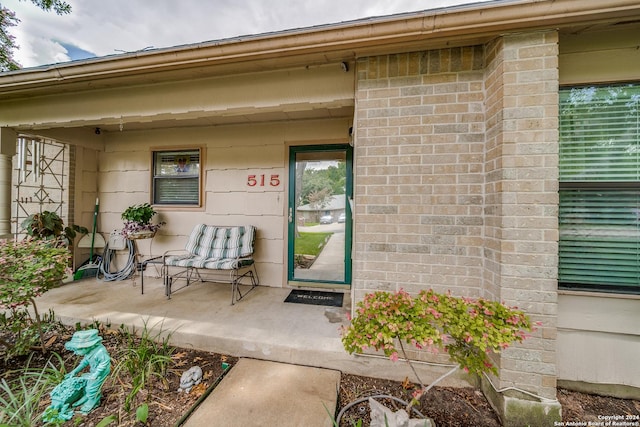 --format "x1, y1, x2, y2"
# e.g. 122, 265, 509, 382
288, 207, 293, 223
